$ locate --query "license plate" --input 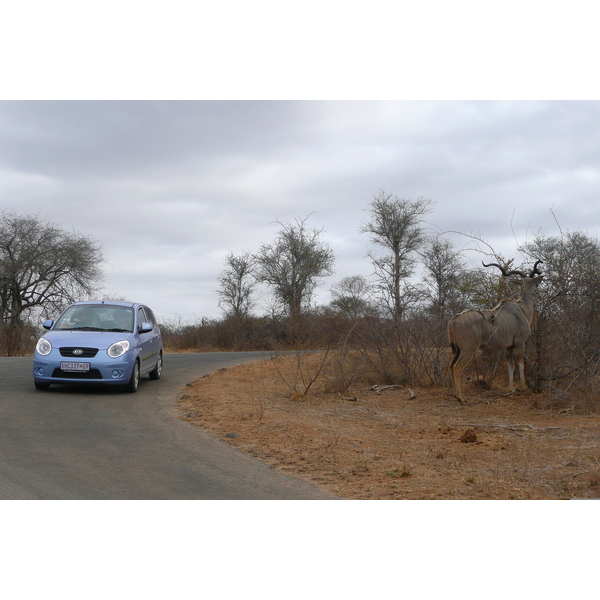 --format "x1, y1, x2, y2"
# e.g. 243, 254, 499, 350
60, 361, 90, 372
